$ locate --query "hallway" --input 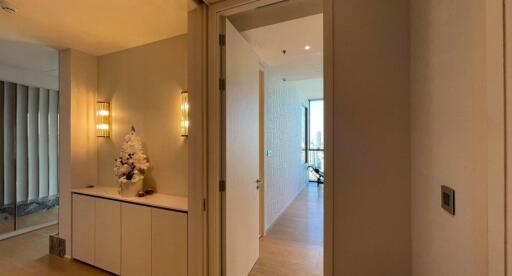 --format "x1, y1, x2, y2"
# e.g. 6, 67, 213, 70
250, 183, 324, 276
